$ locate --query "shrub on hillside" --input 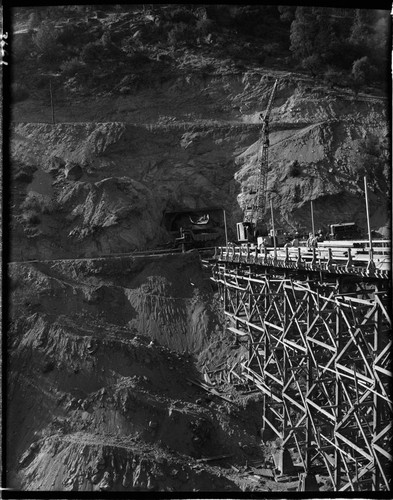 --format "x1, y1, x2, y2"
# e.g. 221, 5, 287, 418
351, 56, 376, 85
32, 20, 61, 64
328, 39, 361, 71
167, 22, 195, 46
323, 67, 340, 88
255, 52, 266, 65
60, 20, 100, 48
199, 61, 215, 75
32, 74, 50, 90
226, 44, 254, 63
127, 50, 151, 67
101, 31, 114, 48
290, 8, 335, 65
26, 10, 42, 30
301, 54, 322, 77
13, 162, 37, 183
278, 5, 296, 23
230, 6, 276, 38
21, 192, 56, 215
80, 41, 105, 64
12, 83, 30, 103
349, 137, 390, 193
60, 57, 86, 77
196, 17, 216, 36
56, 24, 81, 47
288, 160, 302, 178
167, 6, 196, 25
349, 9, 373, 49
24, 212, 41, 226
136, 22, 166, 45
263, 42, 281, 56
99, 32, 125, 59
205, 5, 233, 27
11, 33, 32, 63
